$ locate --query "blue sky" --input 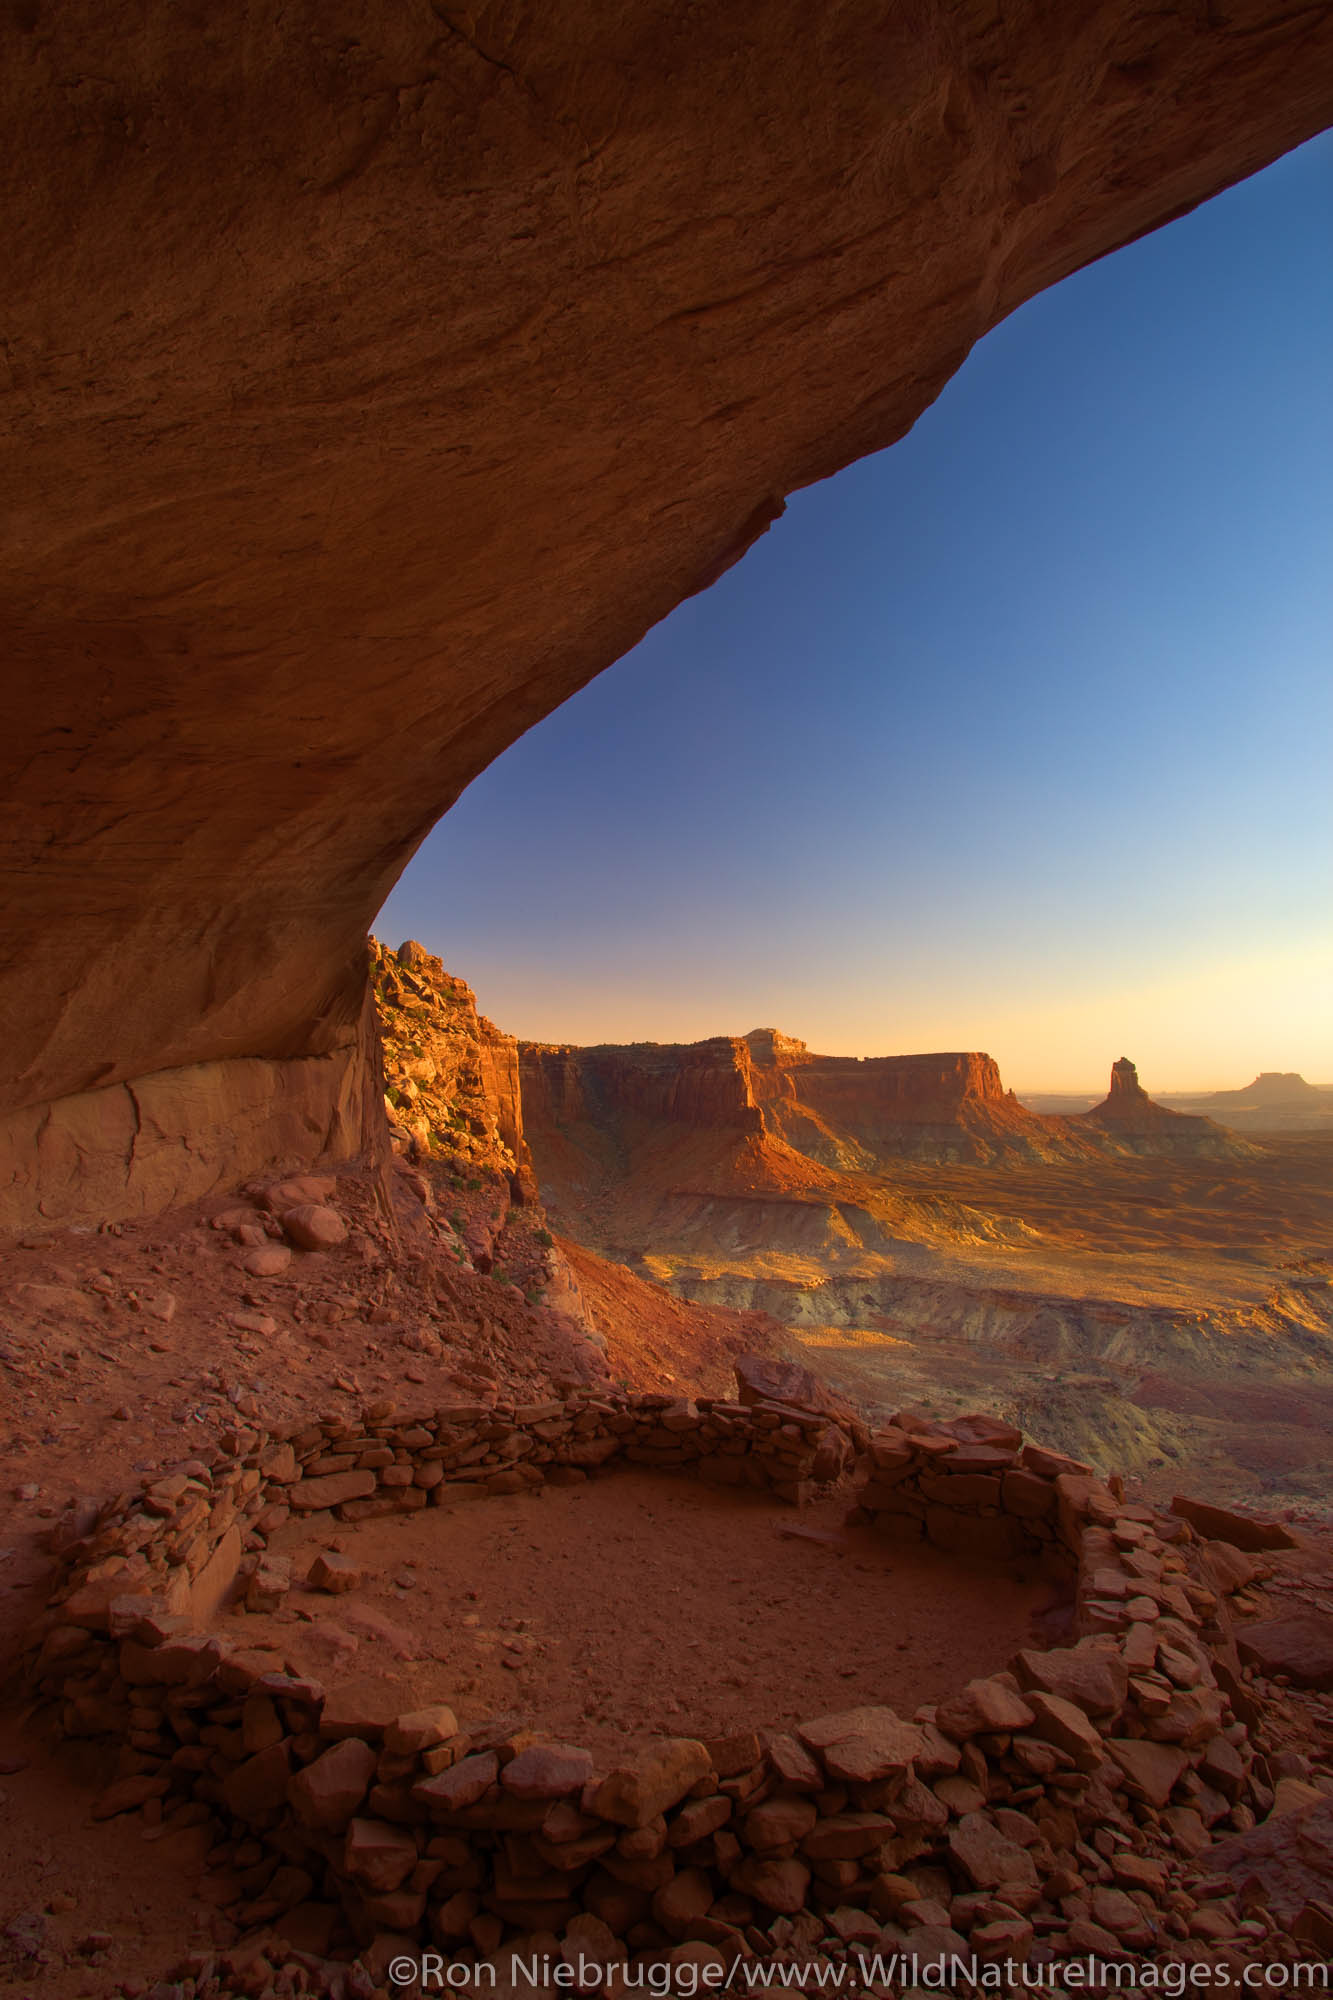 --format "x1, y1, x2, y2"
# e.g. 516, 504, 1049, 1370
379, 133, 1333, 1092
